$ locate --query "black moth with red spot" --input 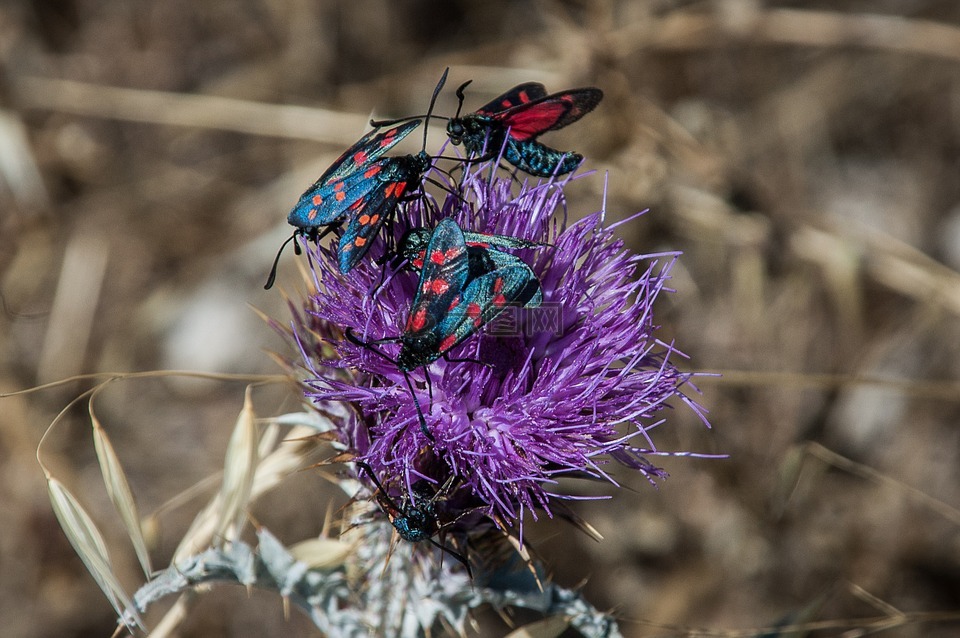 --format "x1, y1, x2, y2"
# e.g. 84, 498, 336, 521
355, 462, 473, 576
397, 218, 542, 371
285, 120, 431, 275
446, 81, 603, 177
280, 69, 452, 279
